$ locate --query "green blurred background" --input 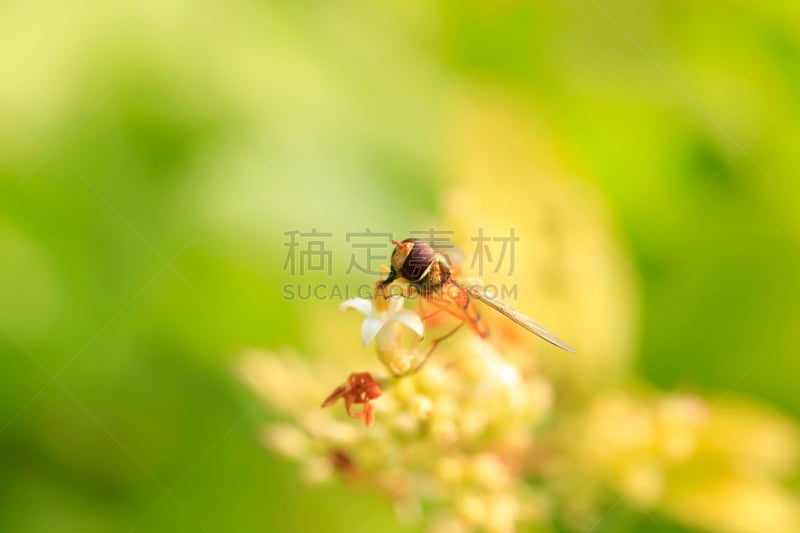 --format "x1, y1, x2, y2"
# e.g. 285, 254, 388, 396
1, 1, 798, 531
